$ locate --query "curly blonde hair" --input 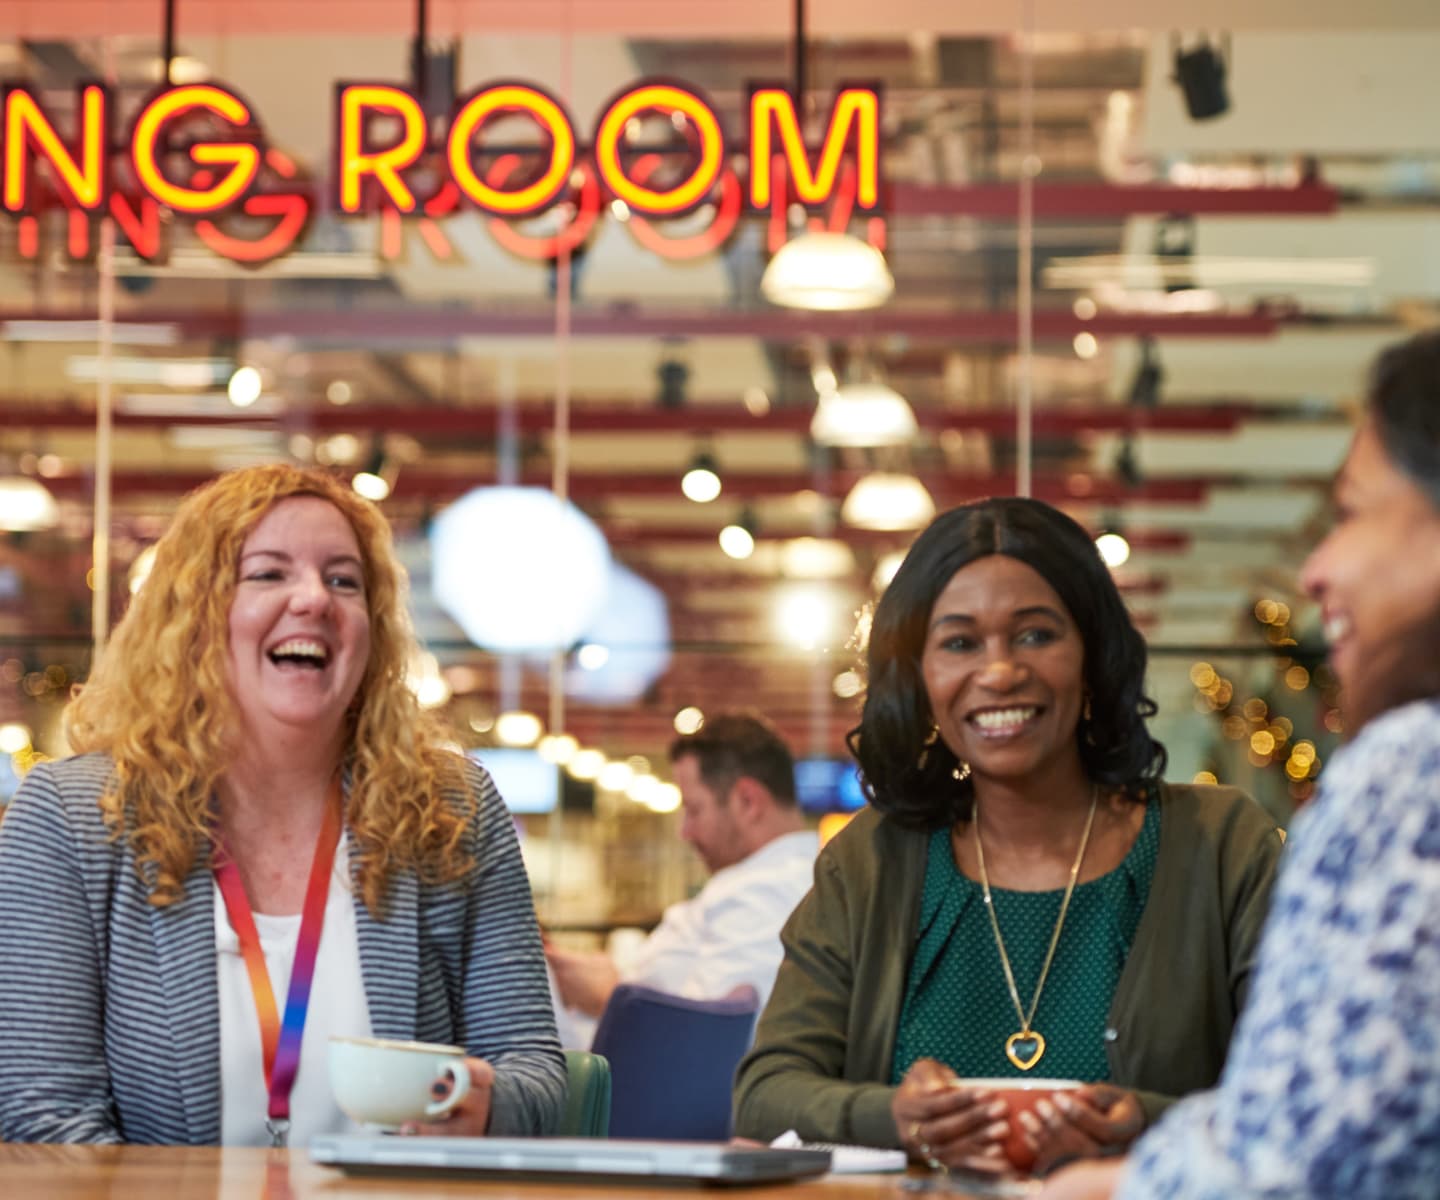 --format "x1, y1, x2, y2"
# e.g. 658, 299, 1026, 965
65, 464, 471, 913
